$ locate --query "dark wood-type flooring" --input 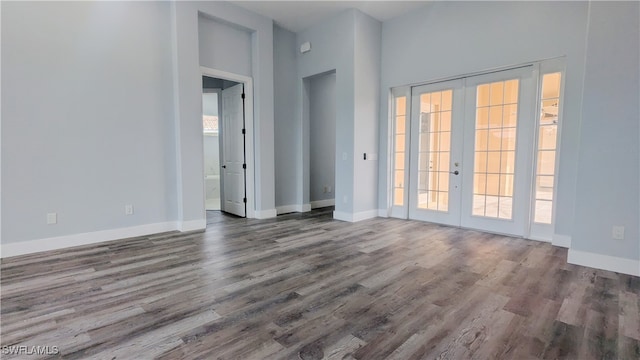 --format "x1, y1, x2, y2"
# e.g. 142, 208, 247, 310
1, 208, 639, 359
